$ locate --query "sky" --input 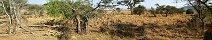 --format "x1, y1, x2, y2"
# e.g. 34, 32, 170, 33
27, 0, 187, 9
27, 0, 47, 4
